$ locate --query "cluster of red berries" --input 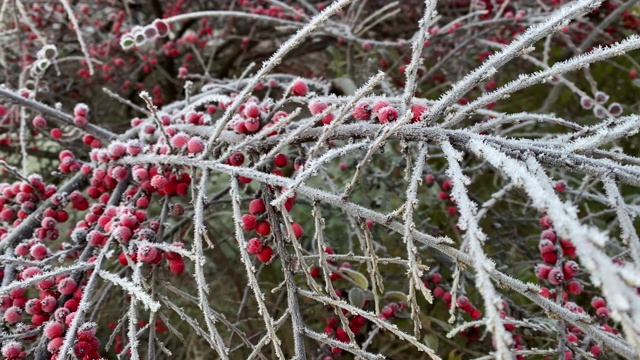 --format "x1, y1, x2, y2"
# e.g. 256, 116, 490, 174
323, 313, 368, 356
351, 99, 427, 124
242, 194, 301, 263
0, 269, 102, 358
